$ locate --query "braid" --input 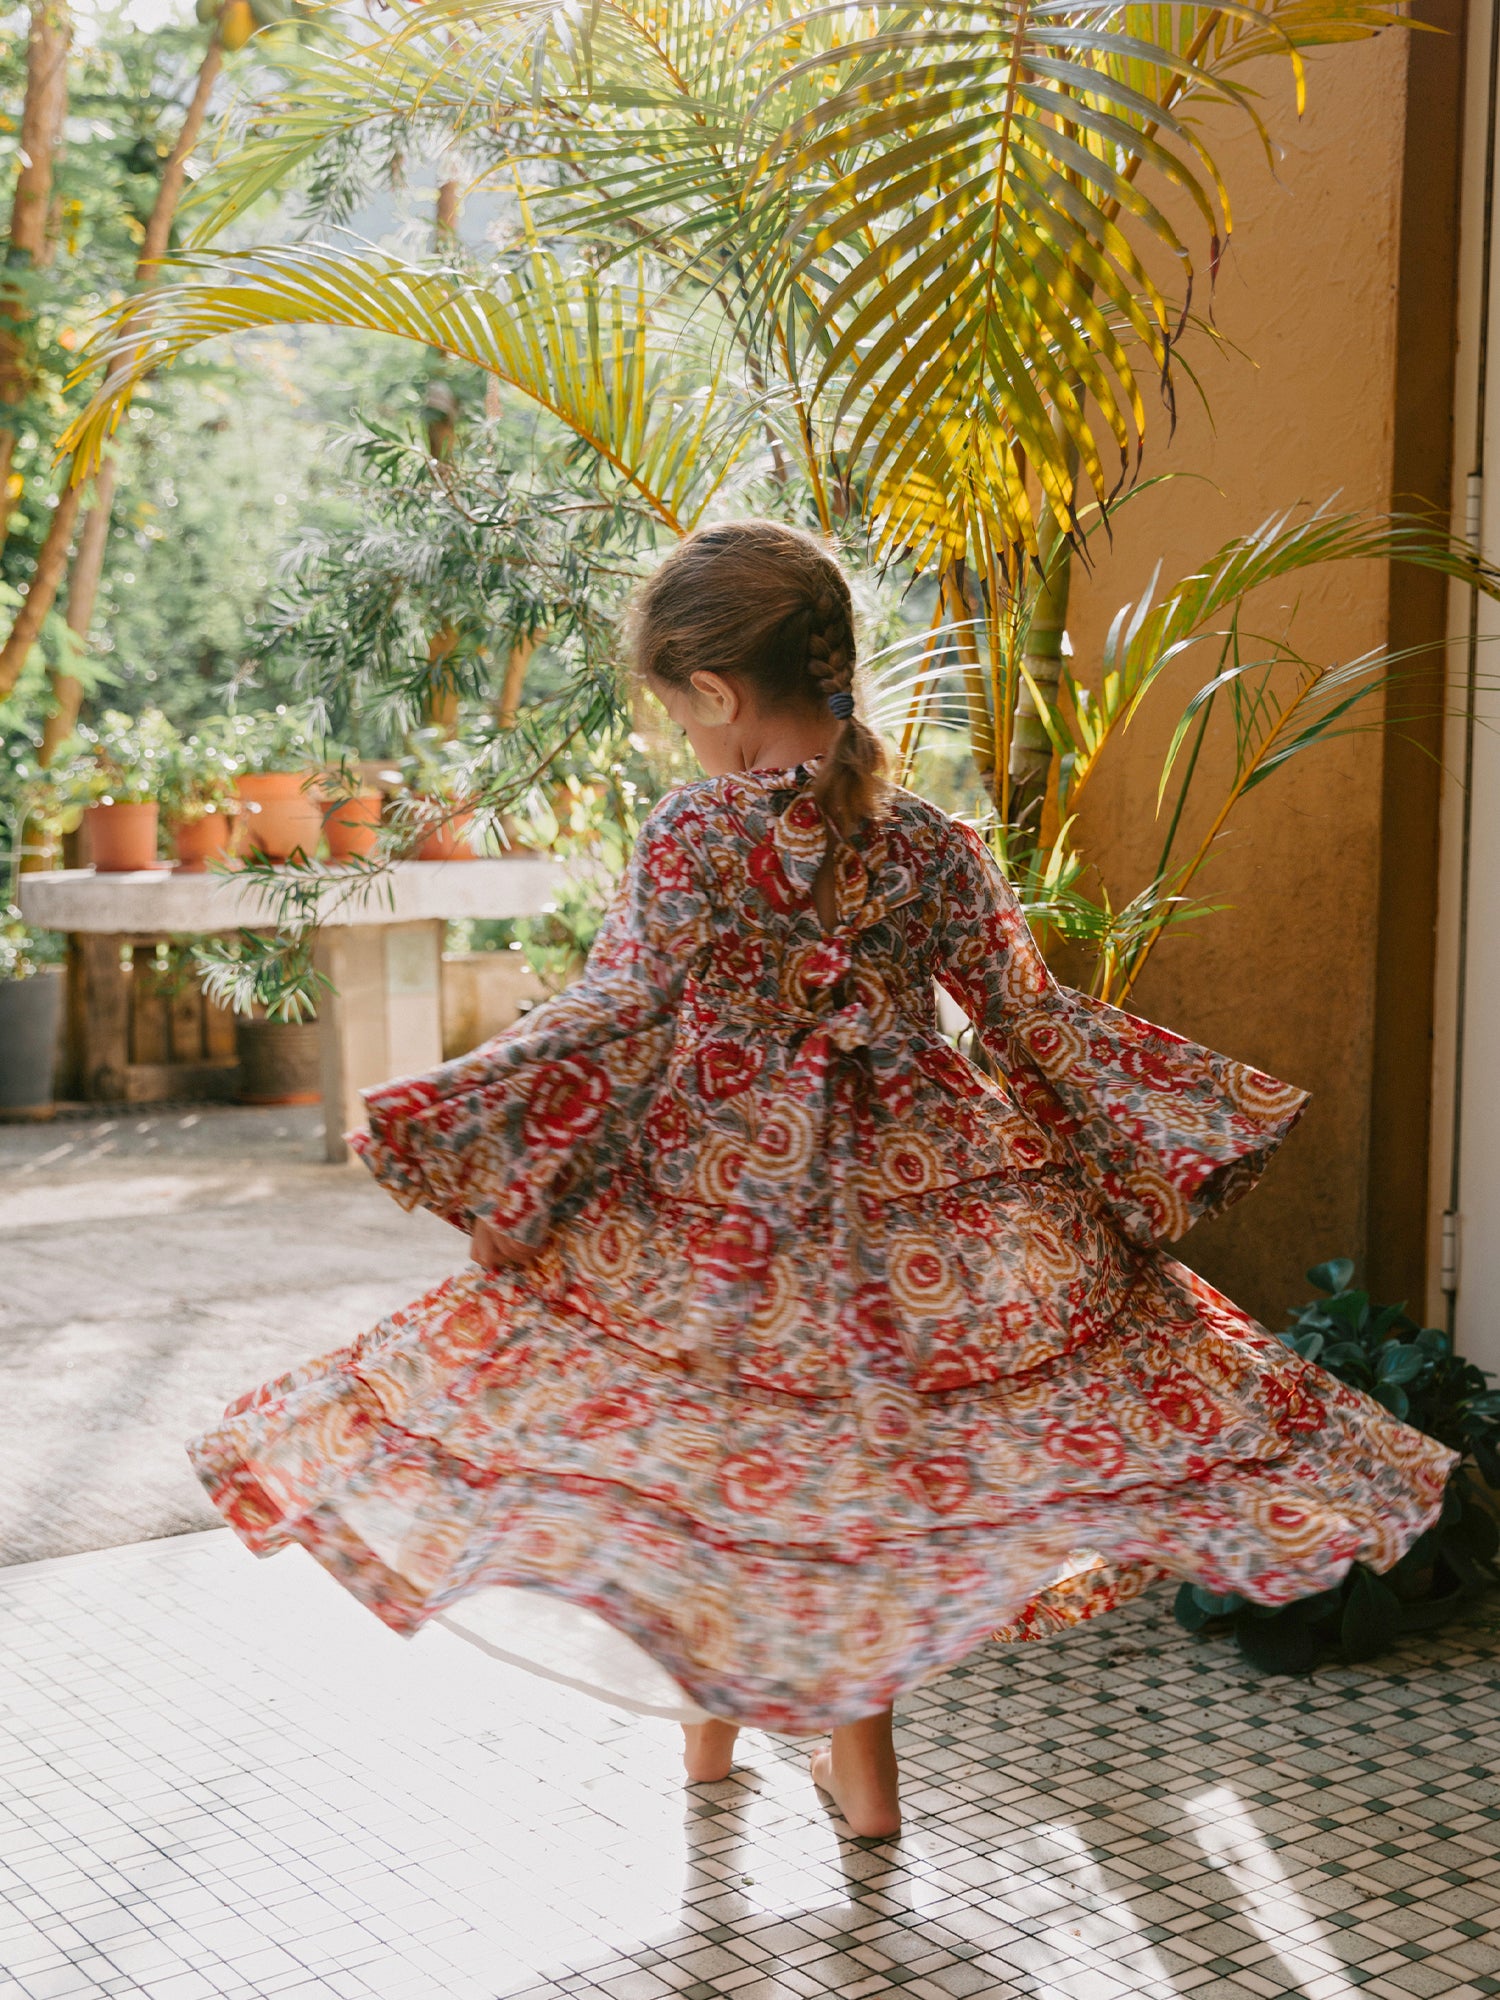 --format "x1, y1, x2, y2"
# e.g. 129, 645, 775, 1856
802, 583, 884, 838
628, 518, 888, 835
805, 588, 855, 704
